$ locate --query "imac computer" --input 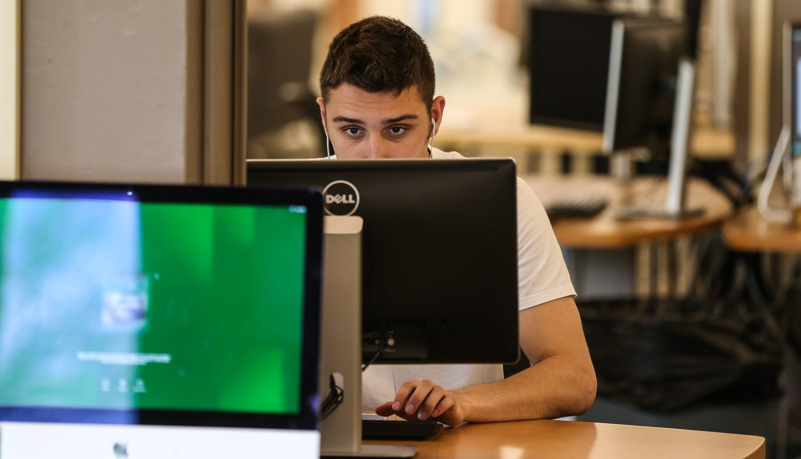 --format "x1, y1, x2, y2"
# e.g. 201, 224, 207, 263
0, 181, 324, 459
247, 158, 521, 457
759, 21, 801, 223
602, 16, 703, 218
